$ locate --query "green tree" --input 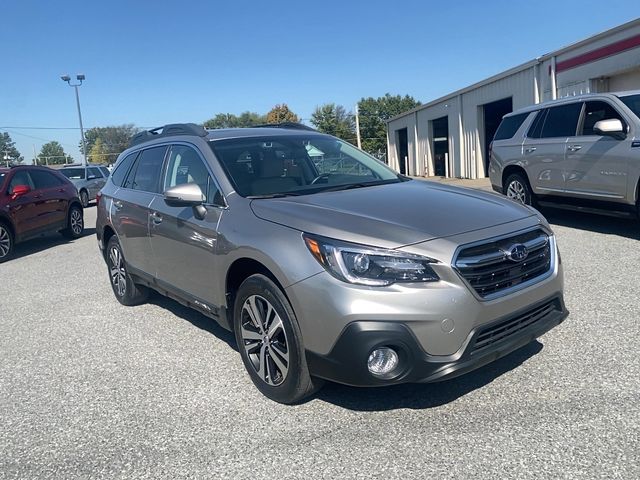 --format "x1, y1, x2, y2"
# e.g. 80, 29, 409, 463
203, 111, 266, 129
266, 104, 299, 124
38, 141, 70, 165
81, 125, 139, 165
88, 138, 108, 163
310, 103, 356, 143
357, 94, 421, 154
0, 132, 23, 165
